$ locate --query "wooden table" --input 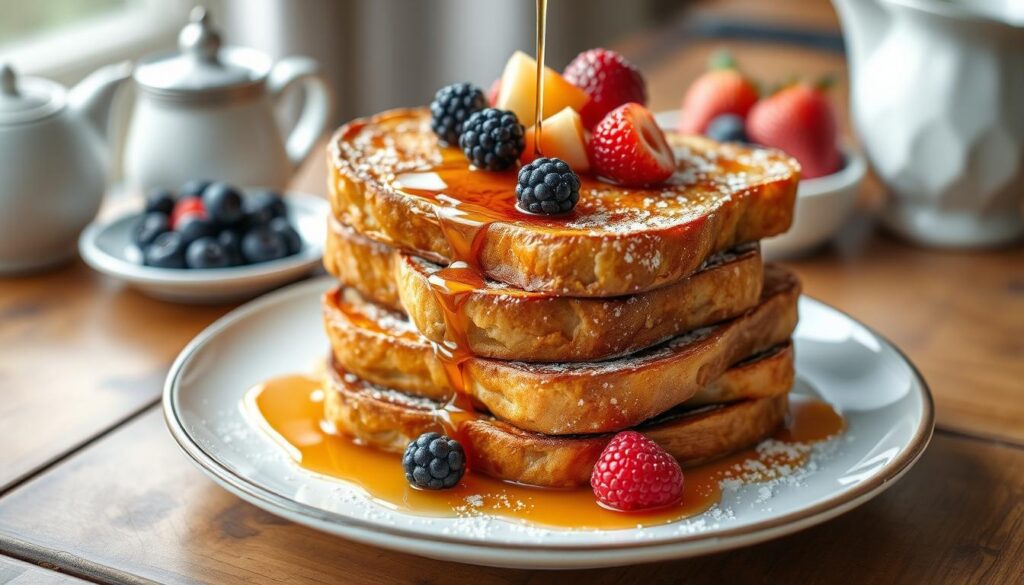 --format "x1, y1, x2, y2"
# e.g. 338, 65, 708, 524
2, 6, 1022, 584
